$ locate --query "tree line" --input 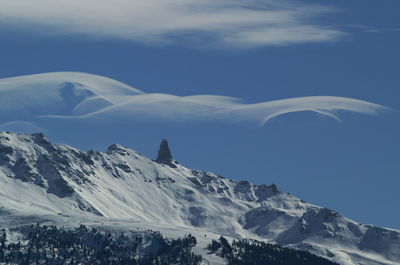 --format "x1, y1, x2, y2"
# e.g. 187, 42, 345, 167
0, 224, 201, 265
207, 236, 339, 265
